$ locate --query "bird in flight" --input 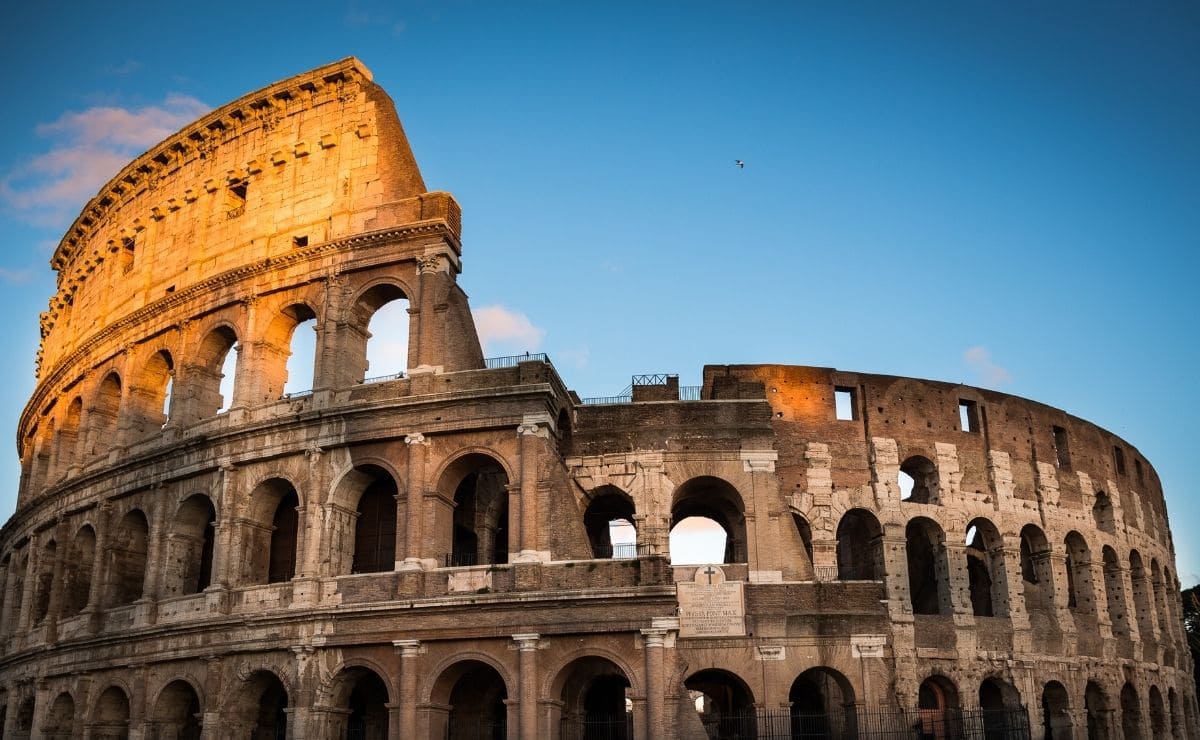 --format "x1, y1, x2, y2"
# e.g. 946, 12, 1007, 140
735, 160, 745, 169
